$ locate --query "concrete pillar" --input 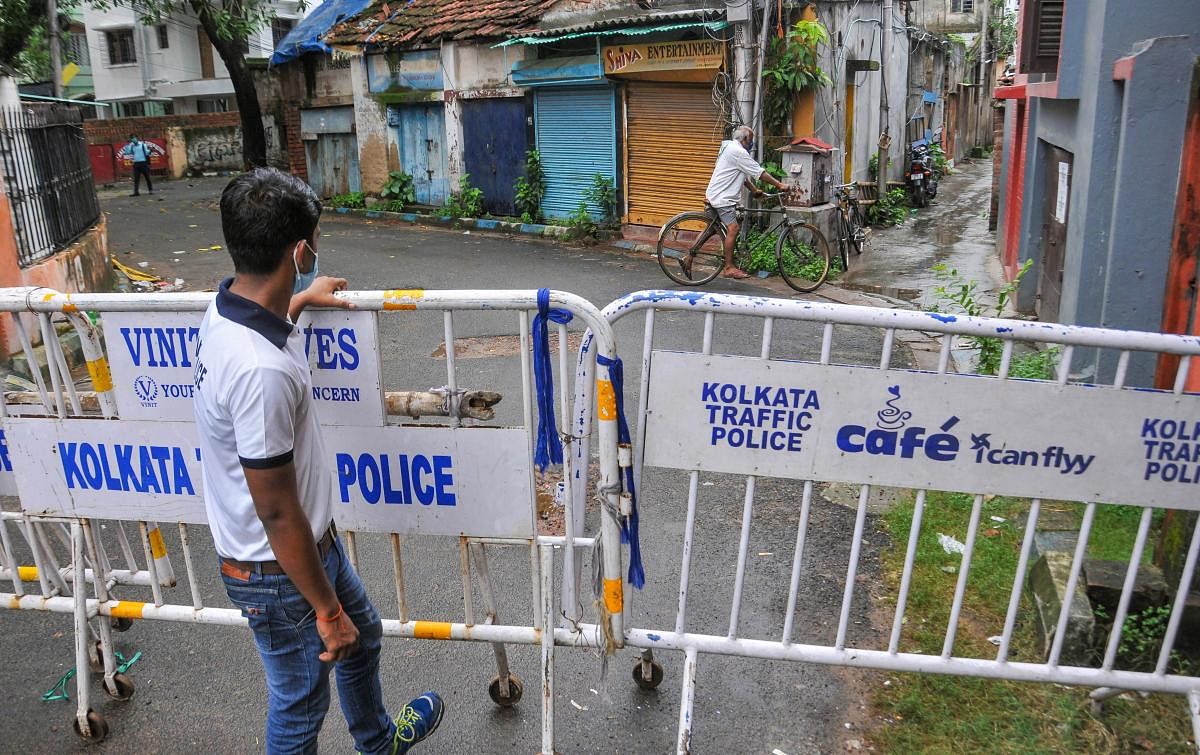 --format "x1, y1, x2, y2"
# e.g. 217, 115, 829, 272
442, 40, 465, 188
350, 55, 390, 194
